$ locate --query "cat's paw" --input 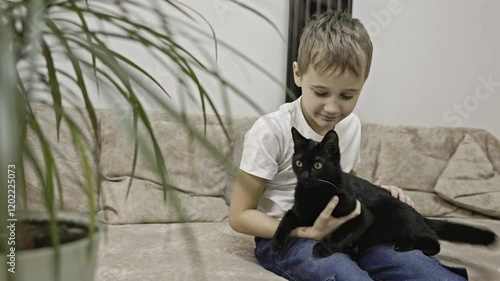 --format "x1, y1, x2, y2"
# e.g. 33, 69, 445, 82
331, 196, 356, 218
394, 243, 415, 252
395, 238, 440, 256
312, 242, 339, 258
271, 228, 290, 252
312, 243, 330, 258
271, 237, 286, 252
418, 238, 440, 256
342, 243, 360, 258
